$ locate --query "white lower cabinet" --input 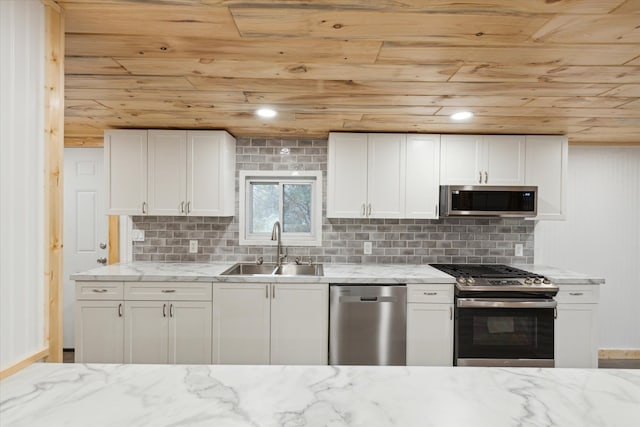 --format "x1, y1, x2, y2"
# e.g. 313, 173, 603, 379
123, 282, 213, 364
406, 284, 454, 366
124, 300, 212, 364
74, 282, 124, 363
213, 282, 328, 365
555, 284, 599, 368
